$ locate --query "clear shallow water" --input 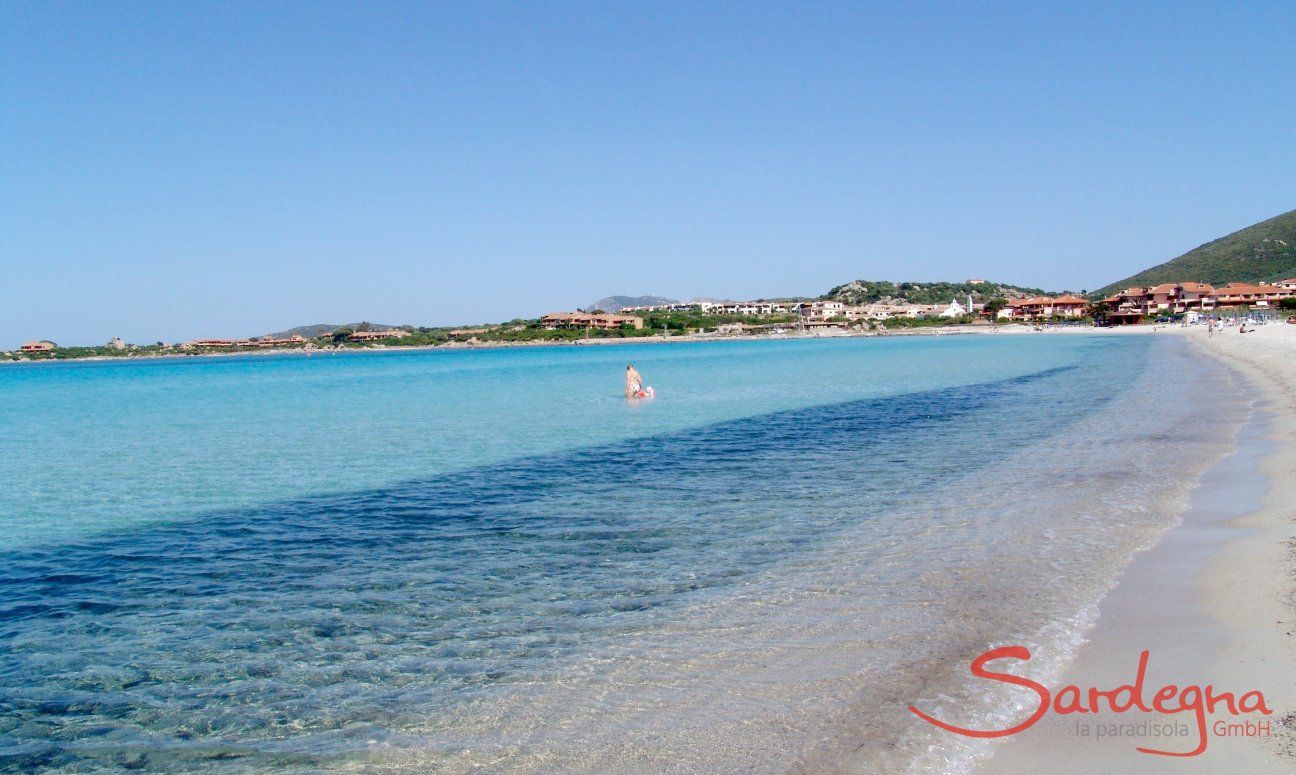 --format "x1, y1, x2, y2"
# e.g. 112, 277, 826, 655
0, 337, 1072, 548
0, 335, 1243, 773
